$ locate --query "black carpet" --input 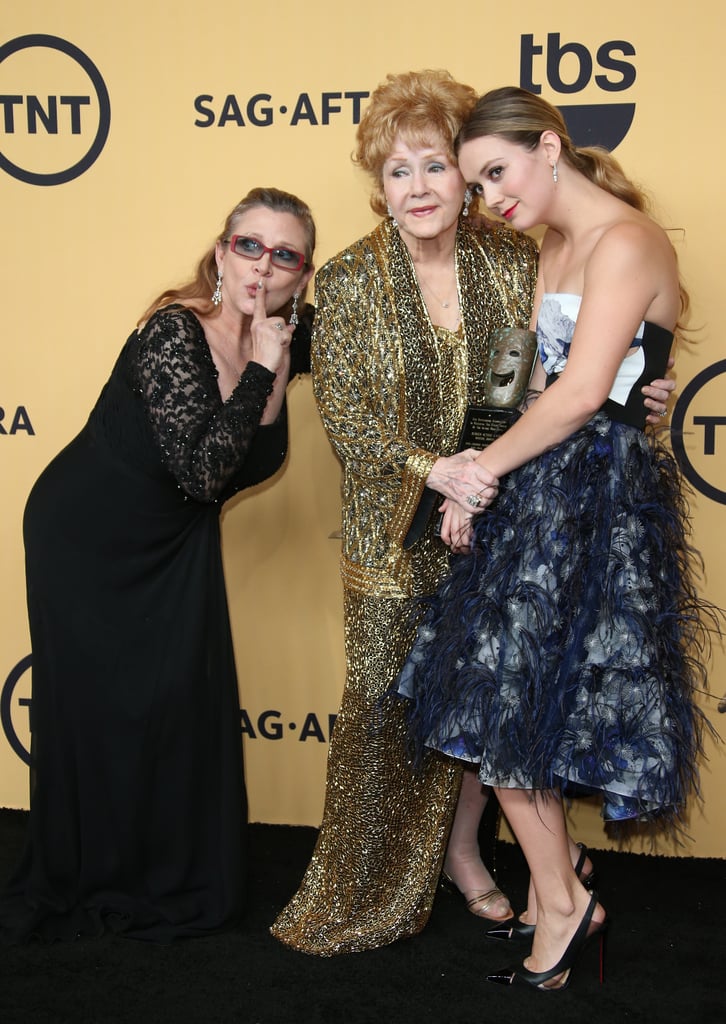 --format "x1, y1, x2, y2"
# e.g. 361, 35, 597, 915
0, 808, 723, 1024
